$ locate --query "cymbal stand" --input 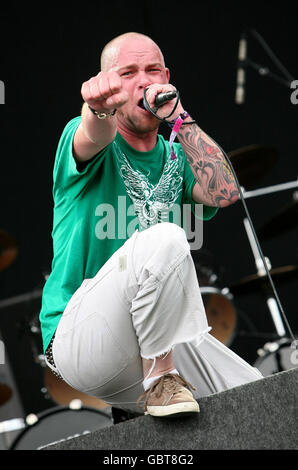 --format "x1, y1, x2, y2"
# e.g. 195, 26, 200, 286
236, 172, 298, 366
242, 178, 298, 200
234, 29, 298, 363
241, 178, 298, 329
242, 217, 287, 338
